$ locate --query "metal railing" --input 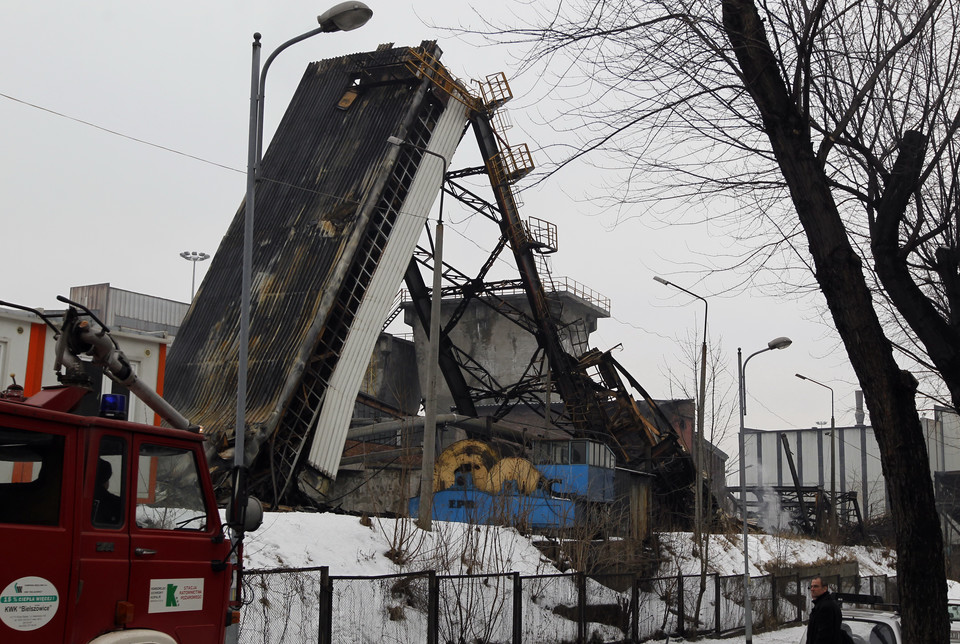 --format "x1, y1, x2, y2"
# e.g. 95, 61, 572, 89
238, 566, 898, 644
390, 275, 610, 317
549, 276, 611, 315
